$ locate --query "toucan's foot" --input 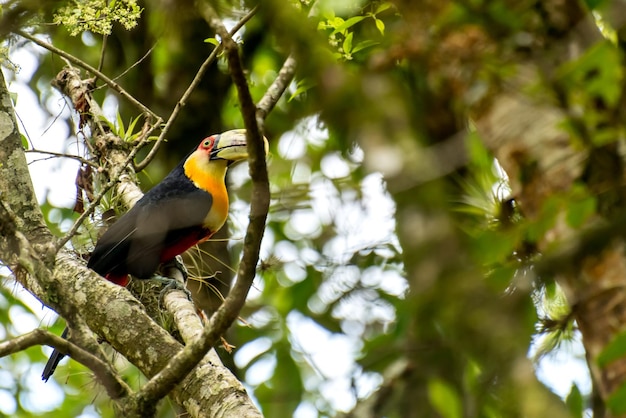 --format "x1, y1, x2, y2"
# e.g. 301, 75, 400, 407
150, 257, 192, 306
151, 274, 193, 303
